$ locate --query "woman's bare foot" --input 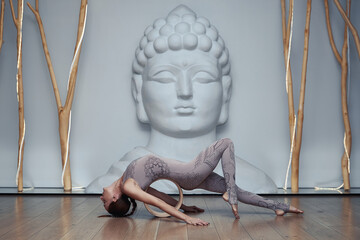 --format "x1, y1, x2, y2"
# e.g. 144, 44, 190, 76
275, 205, 304, 216
222, 192, 240, 219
